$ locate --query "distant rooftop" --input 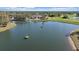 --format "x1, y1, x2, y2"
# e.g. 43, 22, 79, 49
0, 7, 79, 11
